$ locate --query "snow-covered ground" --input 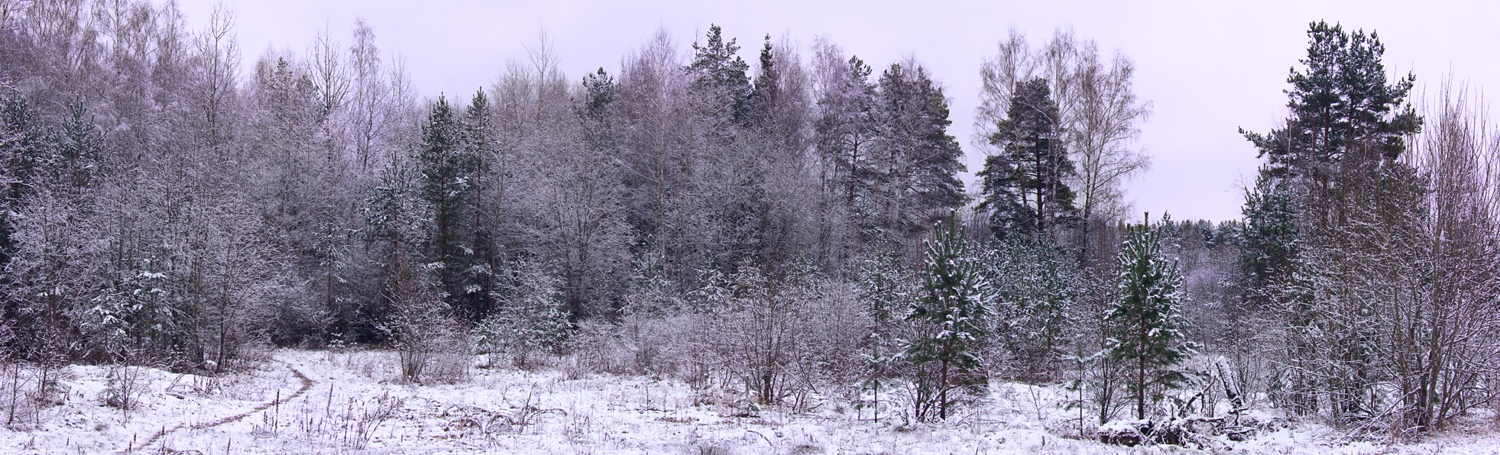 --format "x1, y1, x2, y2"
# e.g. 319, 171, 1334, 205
2, 350, 1498, 454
